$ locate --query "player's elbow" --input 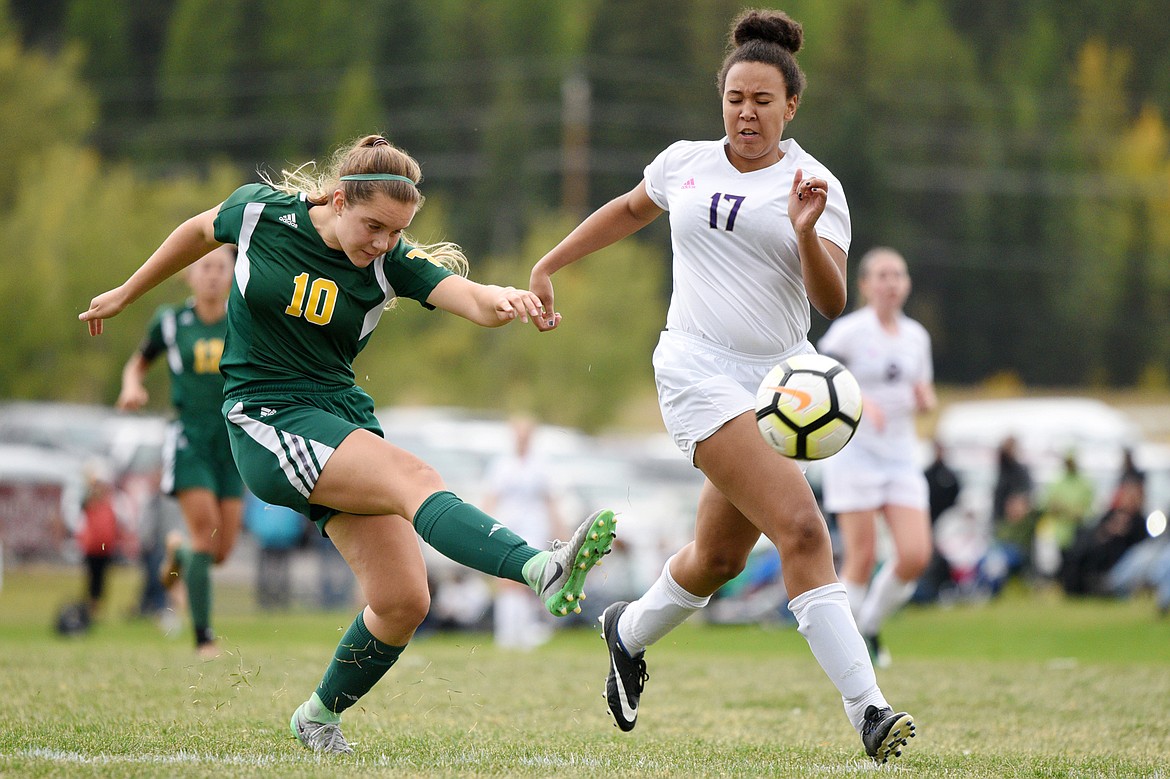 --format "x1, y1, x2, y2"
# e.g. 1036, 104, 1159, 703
812, 293, 847, 320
